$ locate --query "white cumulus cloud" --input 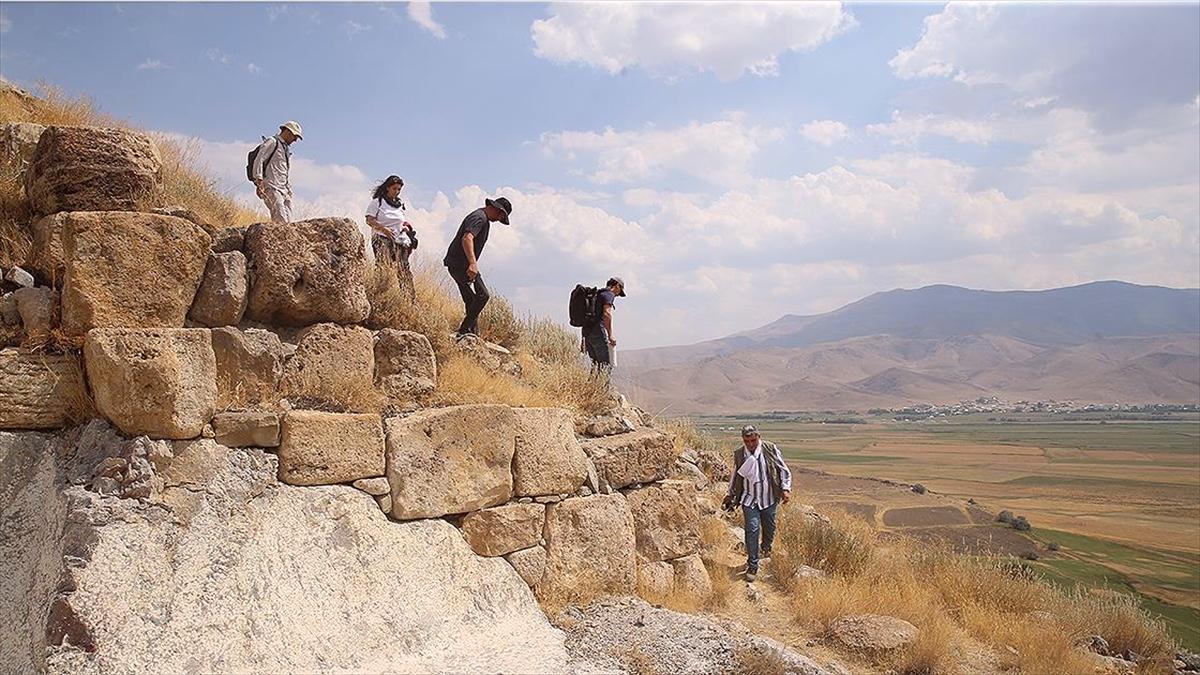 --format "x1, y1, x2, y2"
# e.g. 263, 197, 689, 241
866, 110, 994, 145
799, 120, 848, 146
135, 59, 169, 71
407, 1, 446, 39
531, 2, 856, 80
